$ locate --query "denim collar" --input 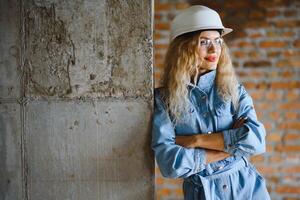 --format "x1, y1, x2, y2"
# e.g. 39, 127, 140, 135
188, 70, 216, 93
